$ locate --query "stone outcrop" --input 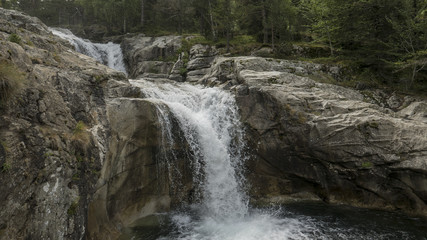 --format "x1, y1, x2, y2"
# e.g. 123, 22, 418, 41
185, 44, 217, 82
199, 56, 427, 215
121, 35, 182, 79
0, 8, 192, 240
87, 97, 193, 239
0, 8, 128, 240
